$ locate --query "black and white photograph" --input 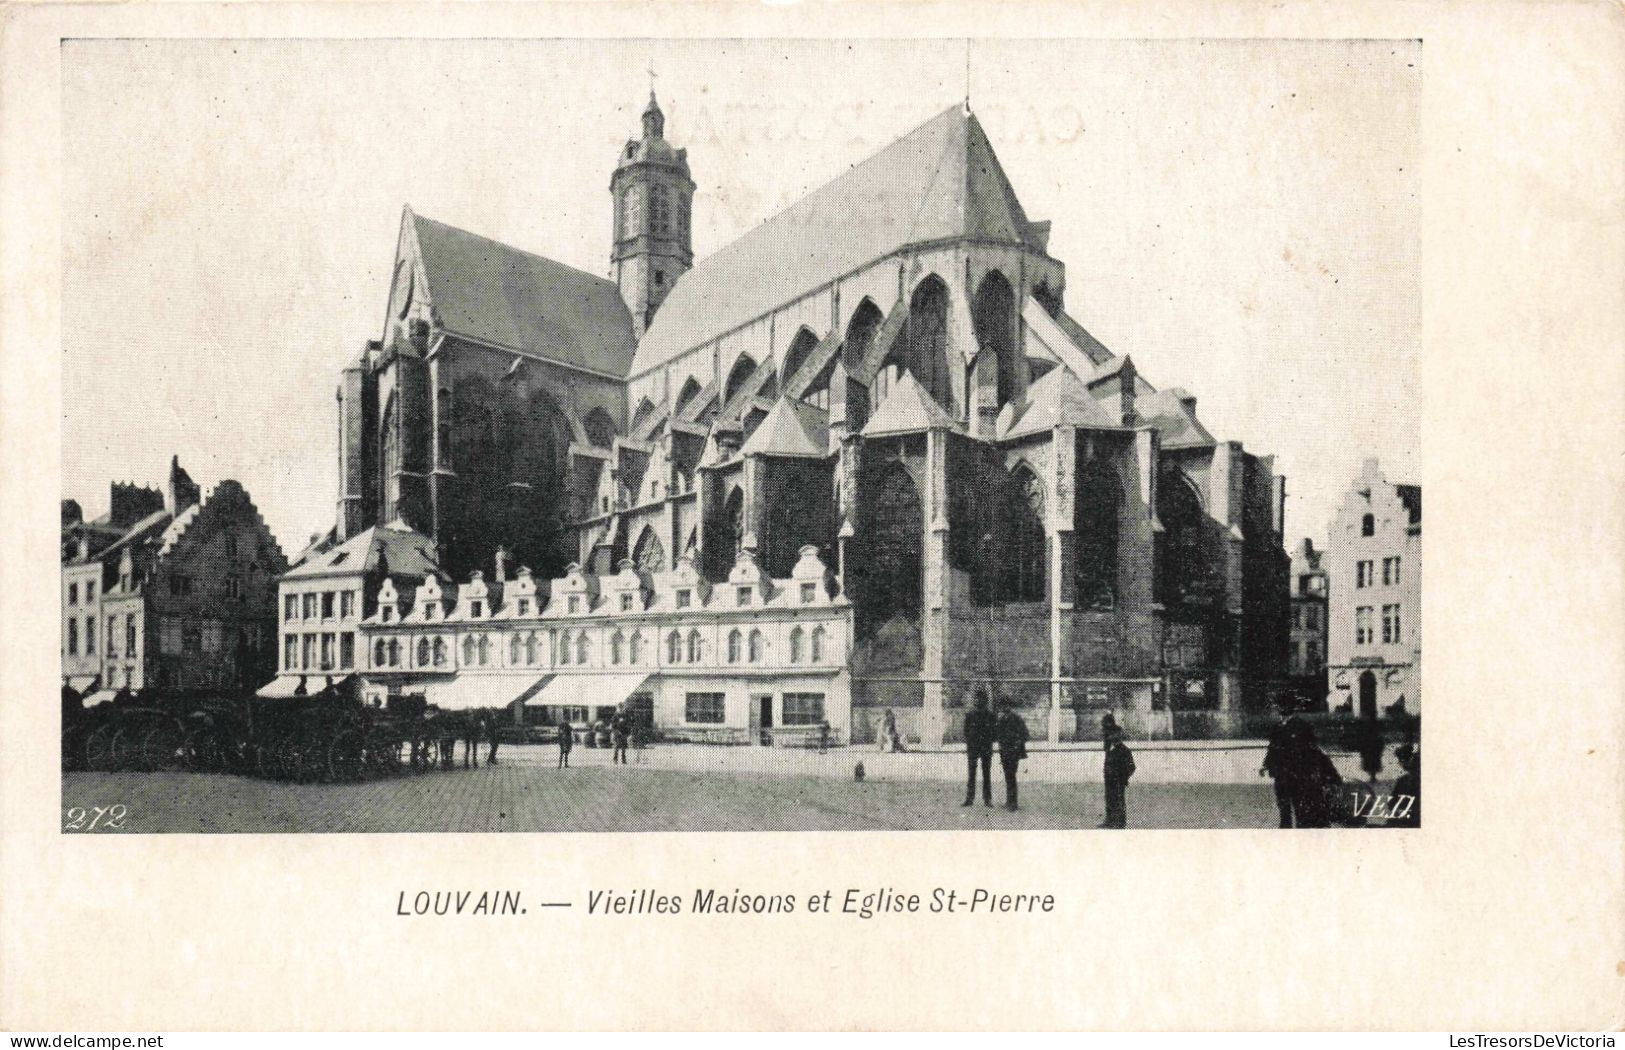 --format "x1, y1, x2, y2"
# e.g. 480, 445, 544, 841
55, 37, 1426, 833
5, 0, 1621, 1034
